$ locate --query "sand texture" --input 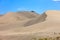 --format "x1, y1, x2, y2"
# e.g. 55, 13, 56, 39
0, 10, 60, 40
